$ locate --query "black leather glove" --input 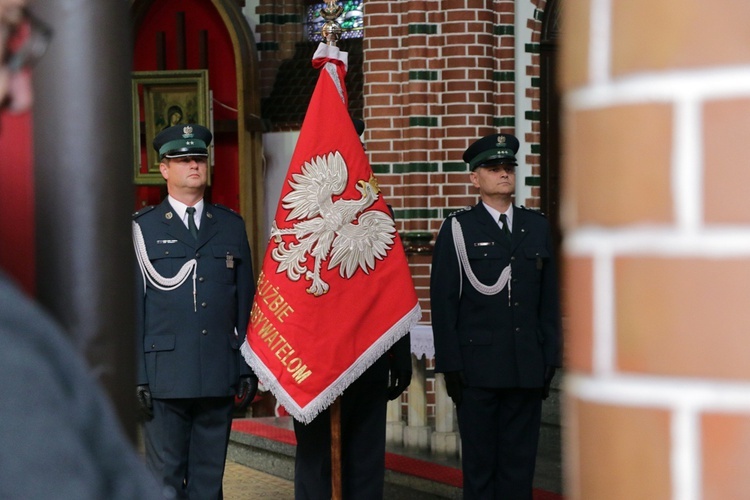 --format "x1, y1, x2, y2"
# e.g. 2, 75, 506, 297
136, 384, 153, 420
387, 368, 412, 400
443, 371, 465, 406
387, 332, 412, 400
543, 366, 557, 400
235, 375, 258, 411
